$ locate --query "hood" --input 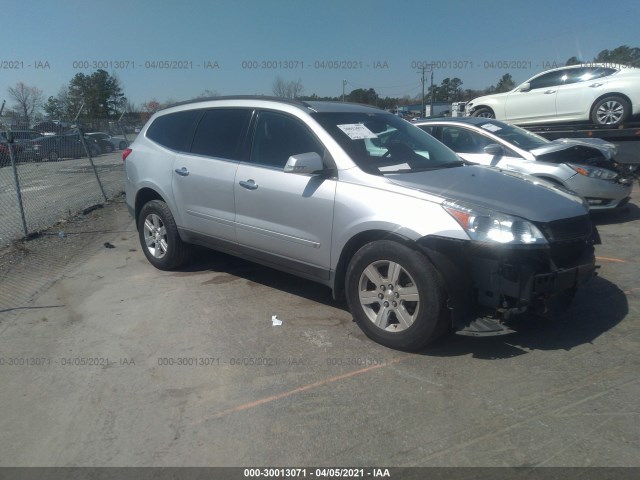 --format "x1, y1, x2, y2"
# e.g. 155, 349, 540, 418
468, 92, 510, 107
386, 165, 587, 223
530, 138, 616, 161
